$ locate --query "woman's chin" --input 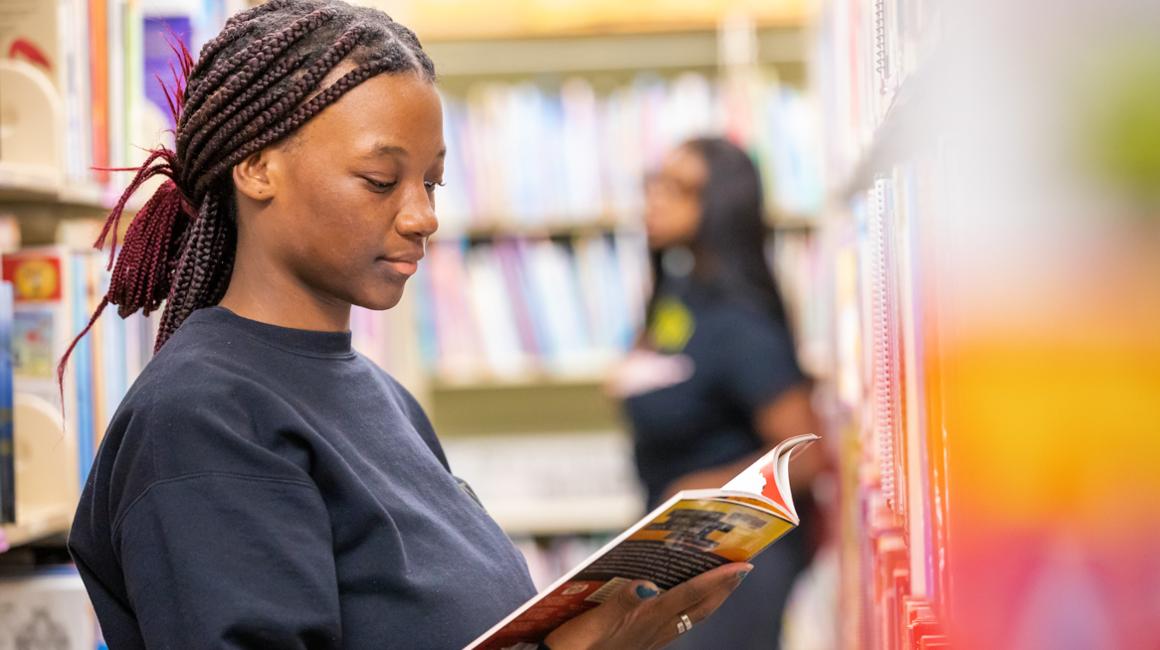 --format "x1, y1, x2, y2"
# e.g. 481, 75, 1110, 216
356, 288, 405, 312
